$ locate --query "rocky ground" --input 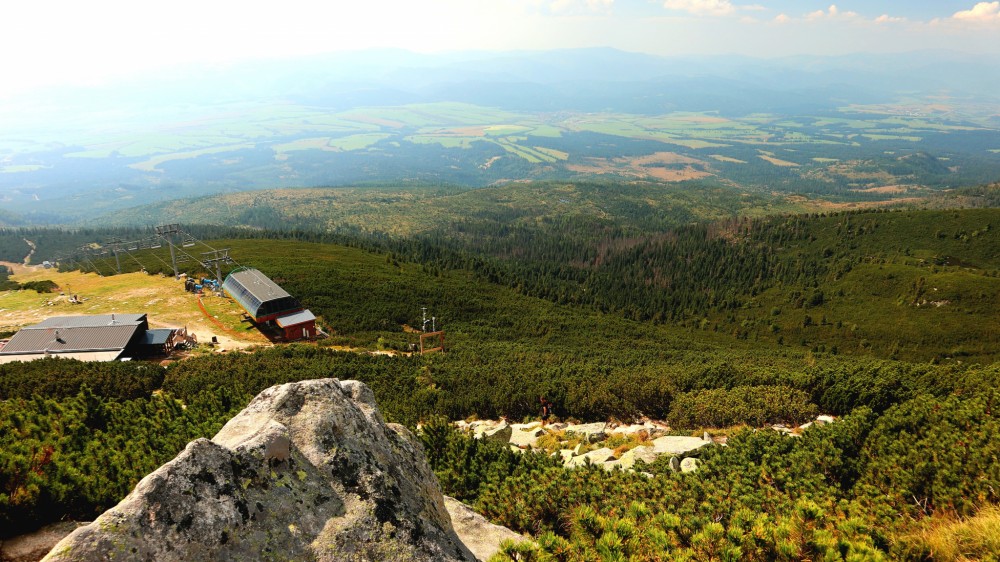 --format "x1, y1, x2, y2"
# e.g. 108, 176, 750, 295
457, 415, 838, 474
